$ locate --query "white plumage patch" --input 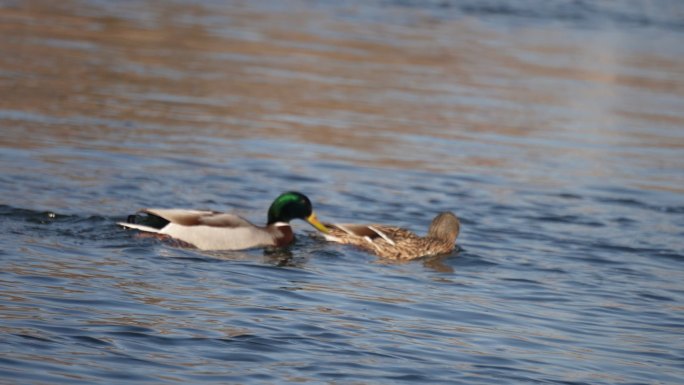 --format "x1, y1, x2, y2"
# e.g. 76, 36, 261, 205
323, 234, 343, 242
161, 223, 274, 251
118, 222, 161, 233
368, 226, 396, 245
